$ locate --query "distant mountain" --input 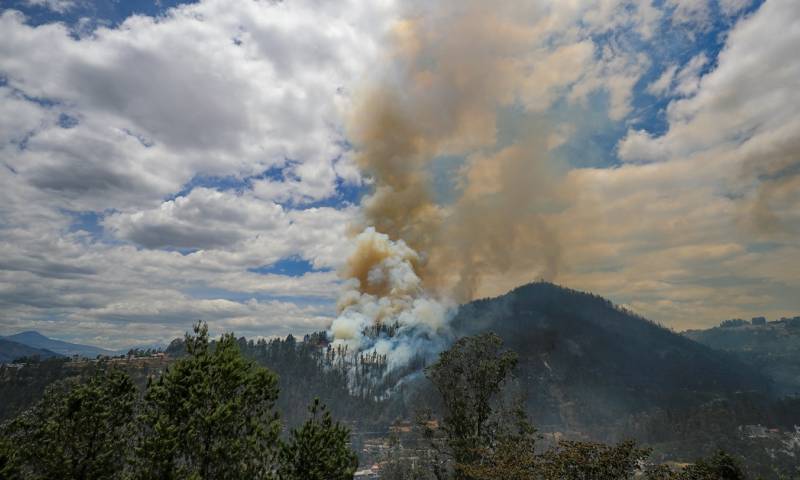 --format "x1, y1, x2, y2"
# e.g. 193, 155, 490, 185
450, 282, 772, 431
3, 331, 116, 358
0, 338, 62, 363
684, 319, 800, 396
